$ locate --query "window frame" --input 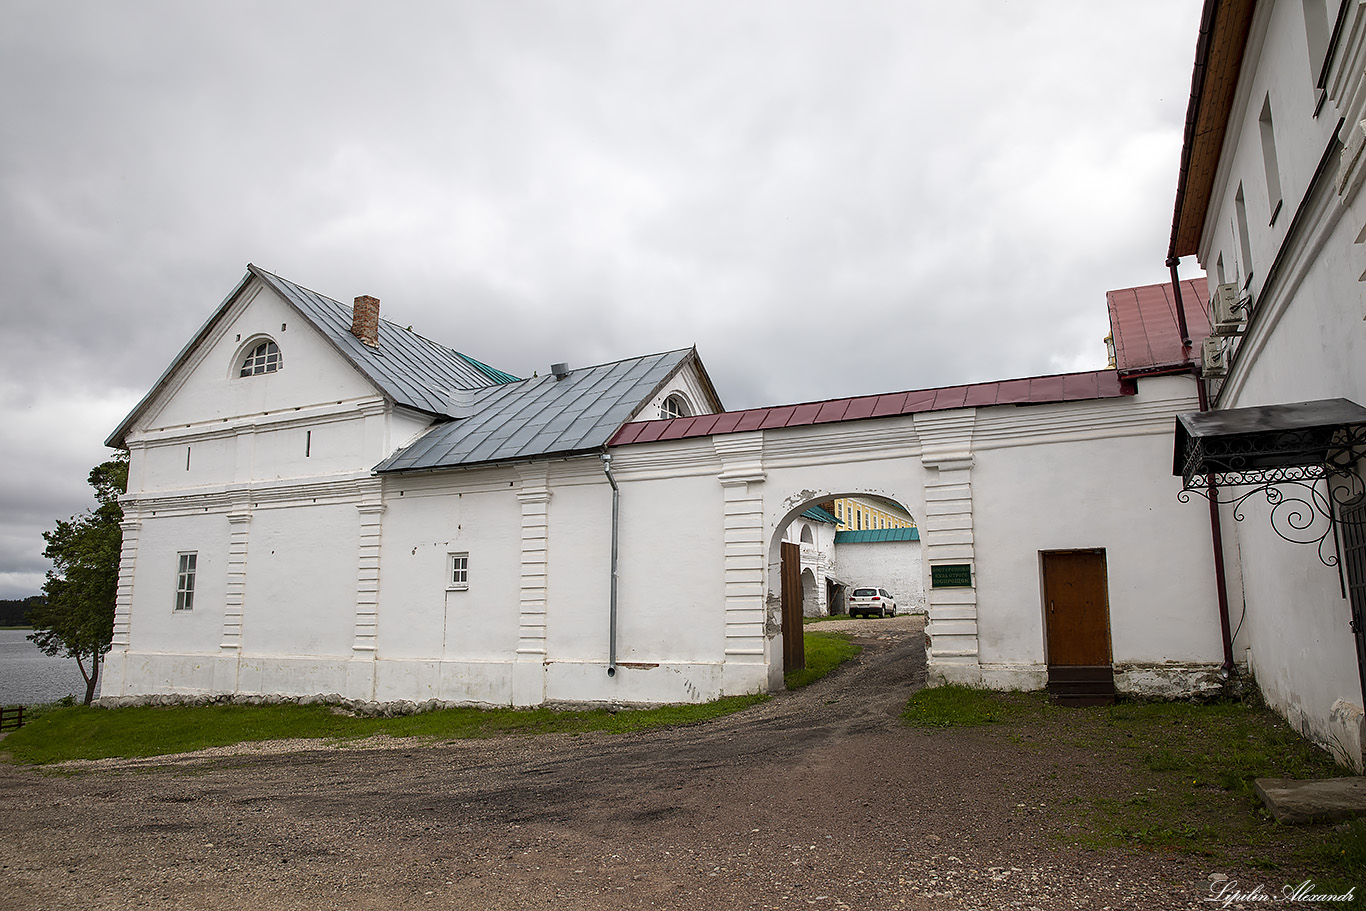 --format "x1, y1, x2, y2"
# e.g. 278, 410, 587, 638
238, 338, 283, 378
447, 552, 469, 591
660, 393, 692, 420
175, 552, 197, 612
